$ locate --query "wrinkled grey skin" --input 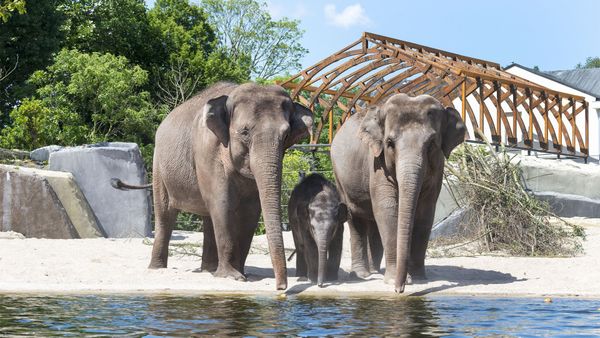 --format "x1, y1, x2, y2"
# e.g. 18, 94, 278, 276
150, 82, 313, 290
331, 94, 465, 293
288, 173, 347, 287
